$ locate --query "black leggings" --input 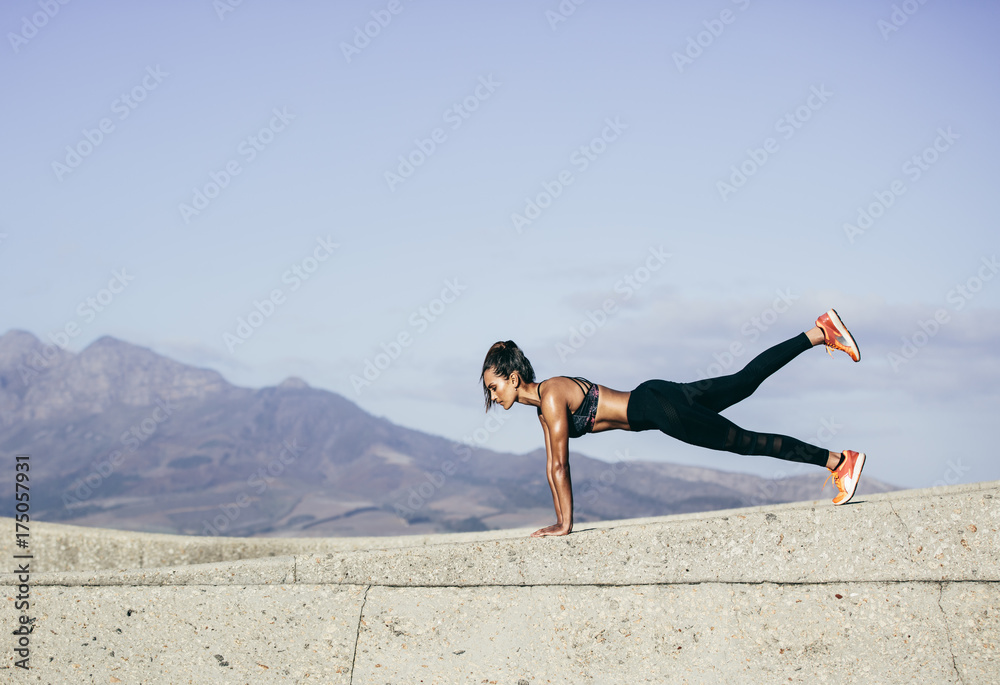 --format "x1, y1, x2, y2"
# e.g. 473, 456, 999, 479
626, 333, 829, 467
